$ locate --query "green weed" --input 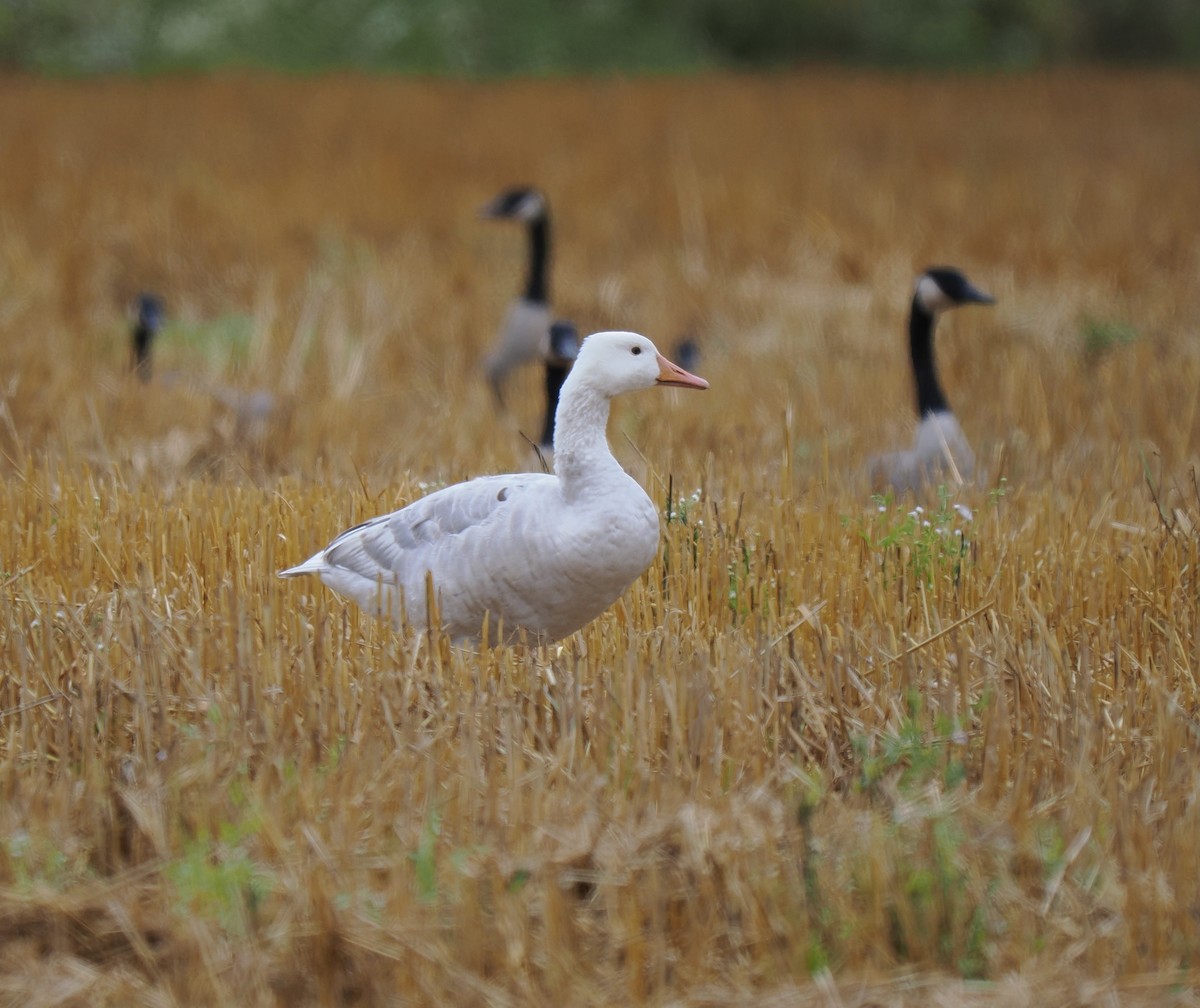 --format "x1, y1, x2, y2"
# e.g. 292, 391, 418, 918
1081, 316, 1138, 361
167, 819, 272, 937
